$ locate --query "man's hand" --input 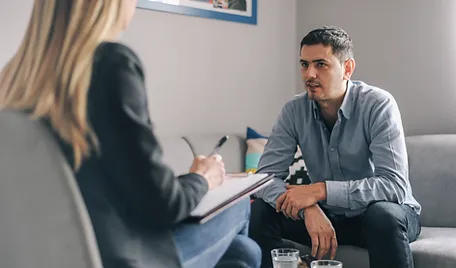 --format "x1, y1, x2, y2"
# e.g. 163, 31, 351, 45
304, 205, 338, 260
275, 182, 327, 220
